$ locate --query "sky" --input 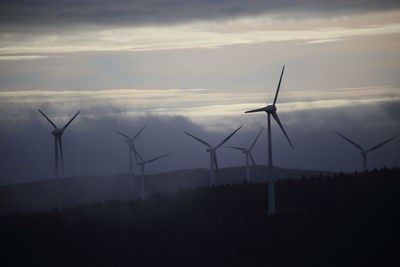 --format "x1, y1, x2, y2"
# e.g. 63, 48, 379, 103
0, 0, 399, 185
